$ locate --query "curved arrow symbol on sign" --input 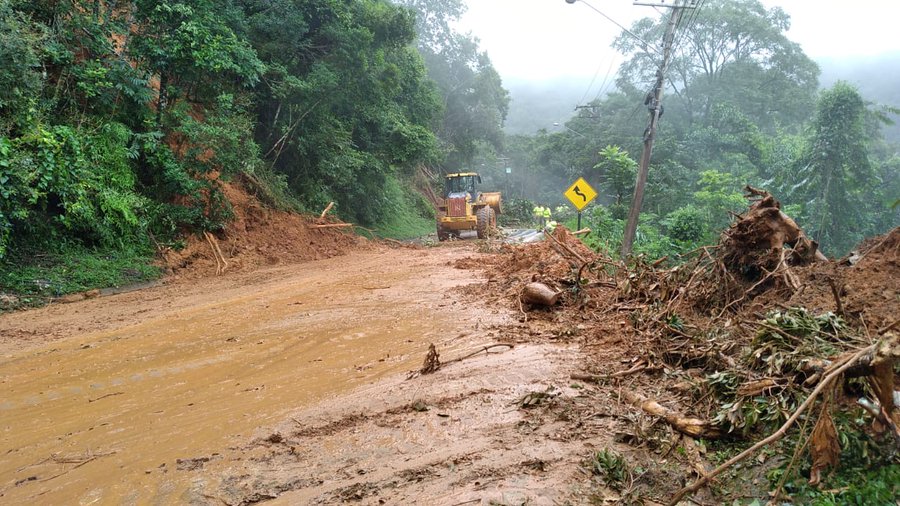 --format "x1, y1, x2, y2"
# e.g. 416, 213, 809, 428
573, 185, 587, 202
